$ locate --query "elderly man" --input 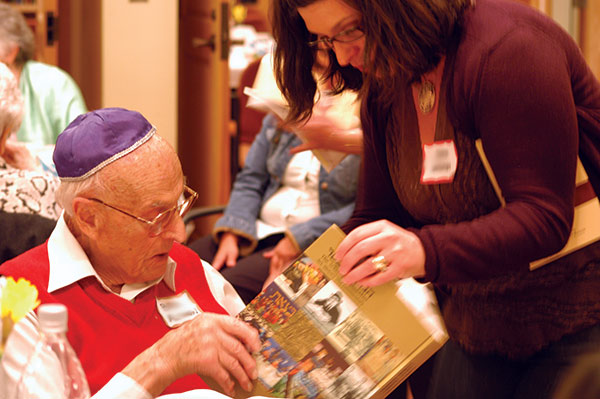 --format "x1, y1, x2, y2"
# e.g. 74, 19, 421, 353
0, 108, 261, 398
